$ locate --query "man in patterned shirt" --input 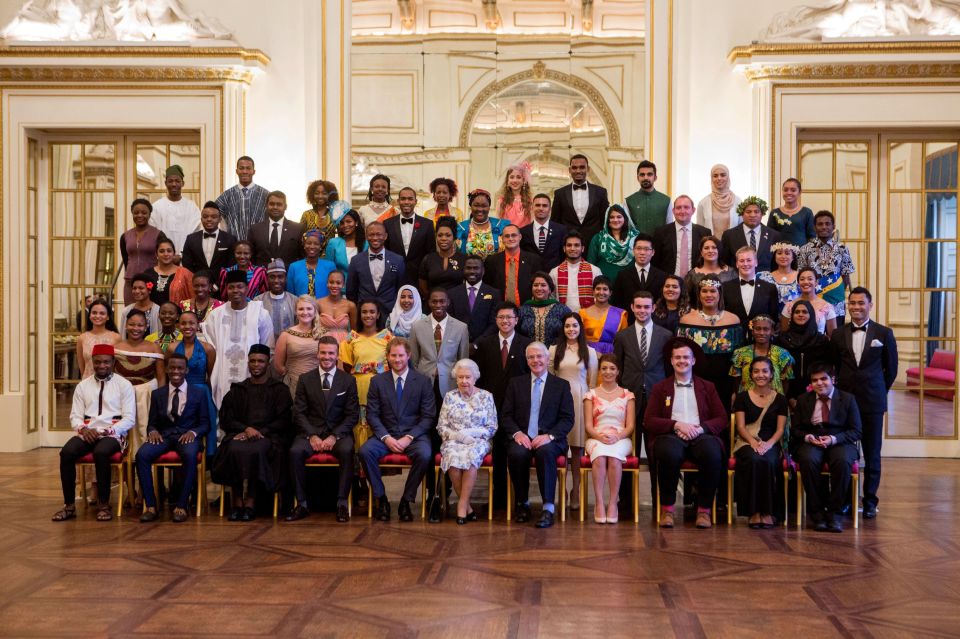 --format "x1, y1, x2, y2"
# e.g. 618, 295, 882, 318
797, 210, 855, 324
215, 156, 270, 241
